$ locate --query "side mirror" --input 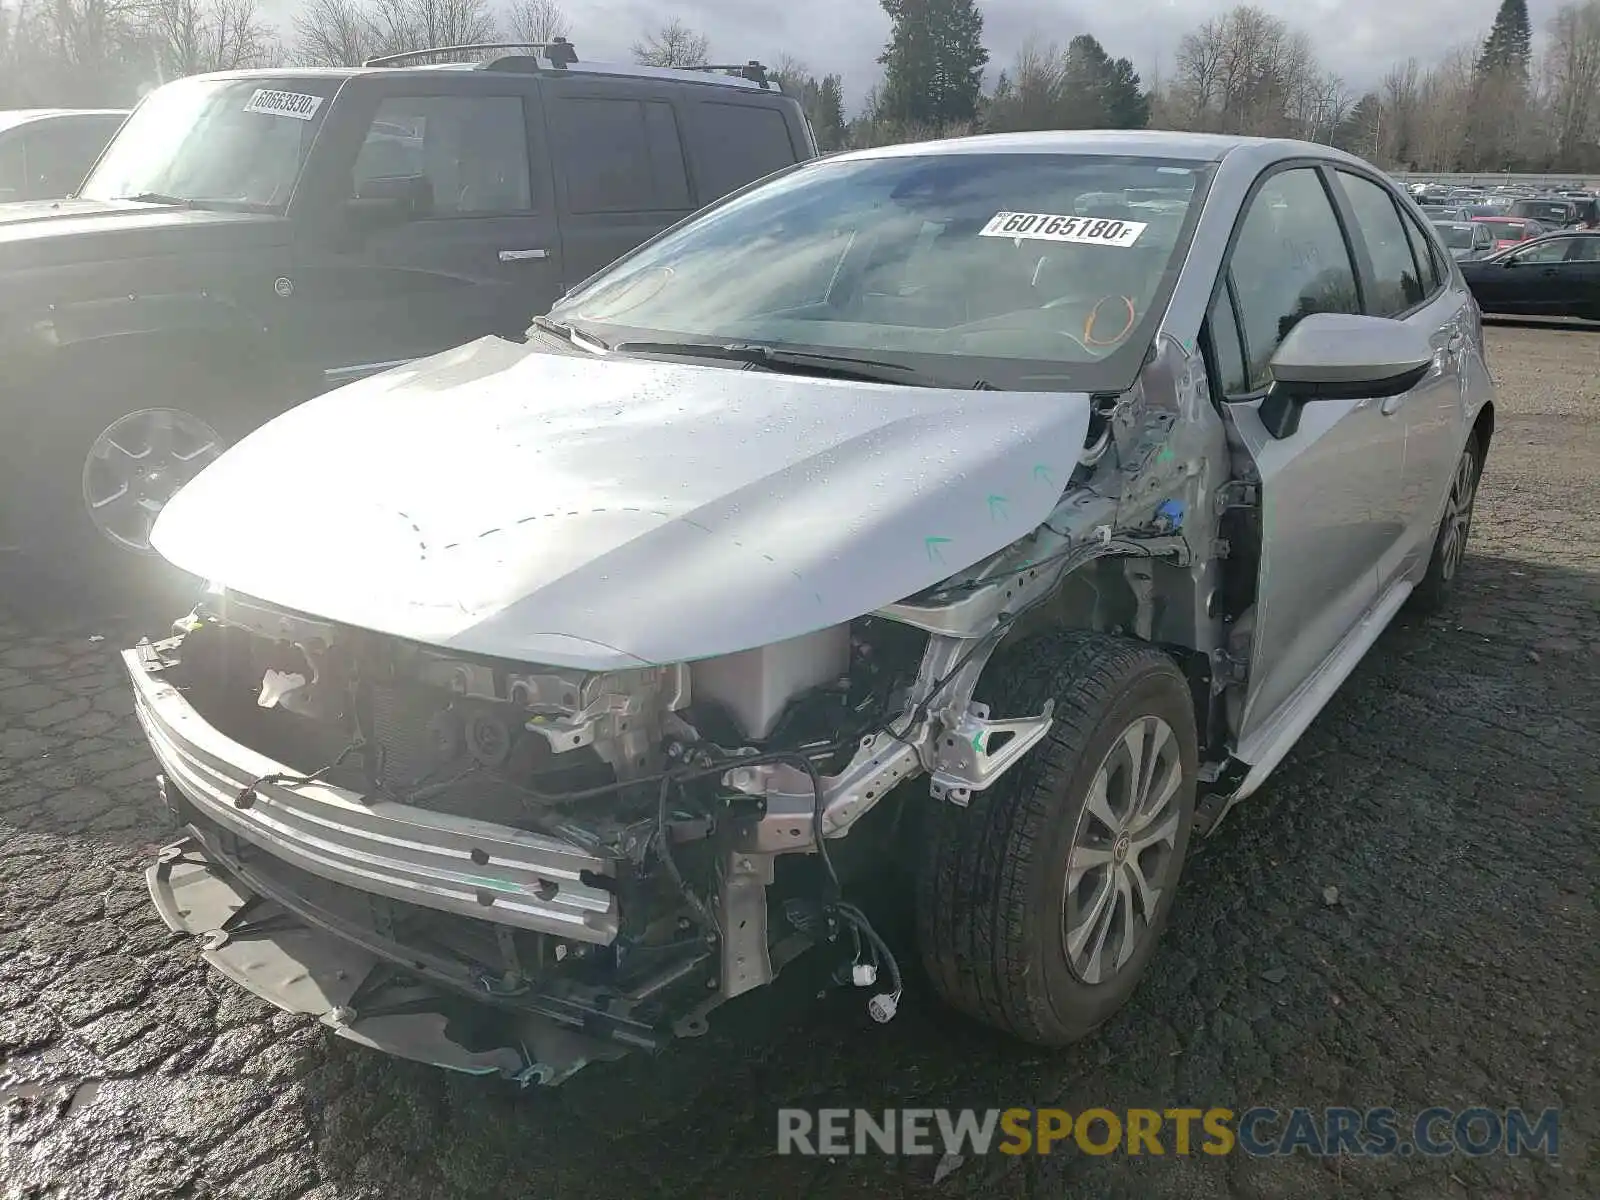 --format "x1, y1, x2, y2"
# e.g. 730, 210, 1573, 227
1258, 313, 1433, 439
